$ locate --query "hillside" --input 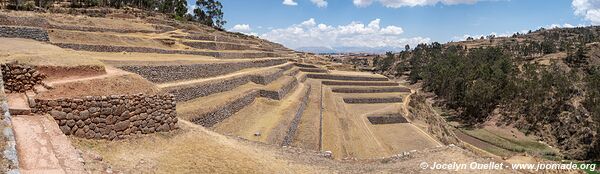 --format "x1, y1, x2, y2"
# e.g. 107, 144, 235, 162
372, 26, 600, 161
